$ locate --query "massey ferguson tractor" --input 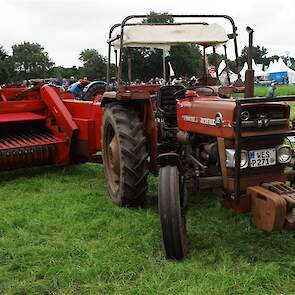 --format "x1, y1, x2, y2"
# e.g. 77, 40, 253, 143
102, 14, 295, 259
